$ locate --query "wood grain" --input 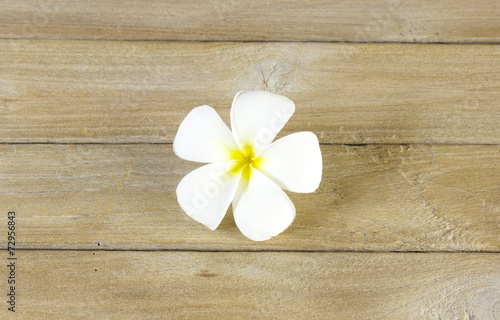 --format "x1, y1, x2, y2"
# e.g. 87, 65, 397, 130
1, 143, 498, 251
1, 0, 500, 43
1, 1, 499, 319
1, 41, 499, 144
7, 251, 500, 319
